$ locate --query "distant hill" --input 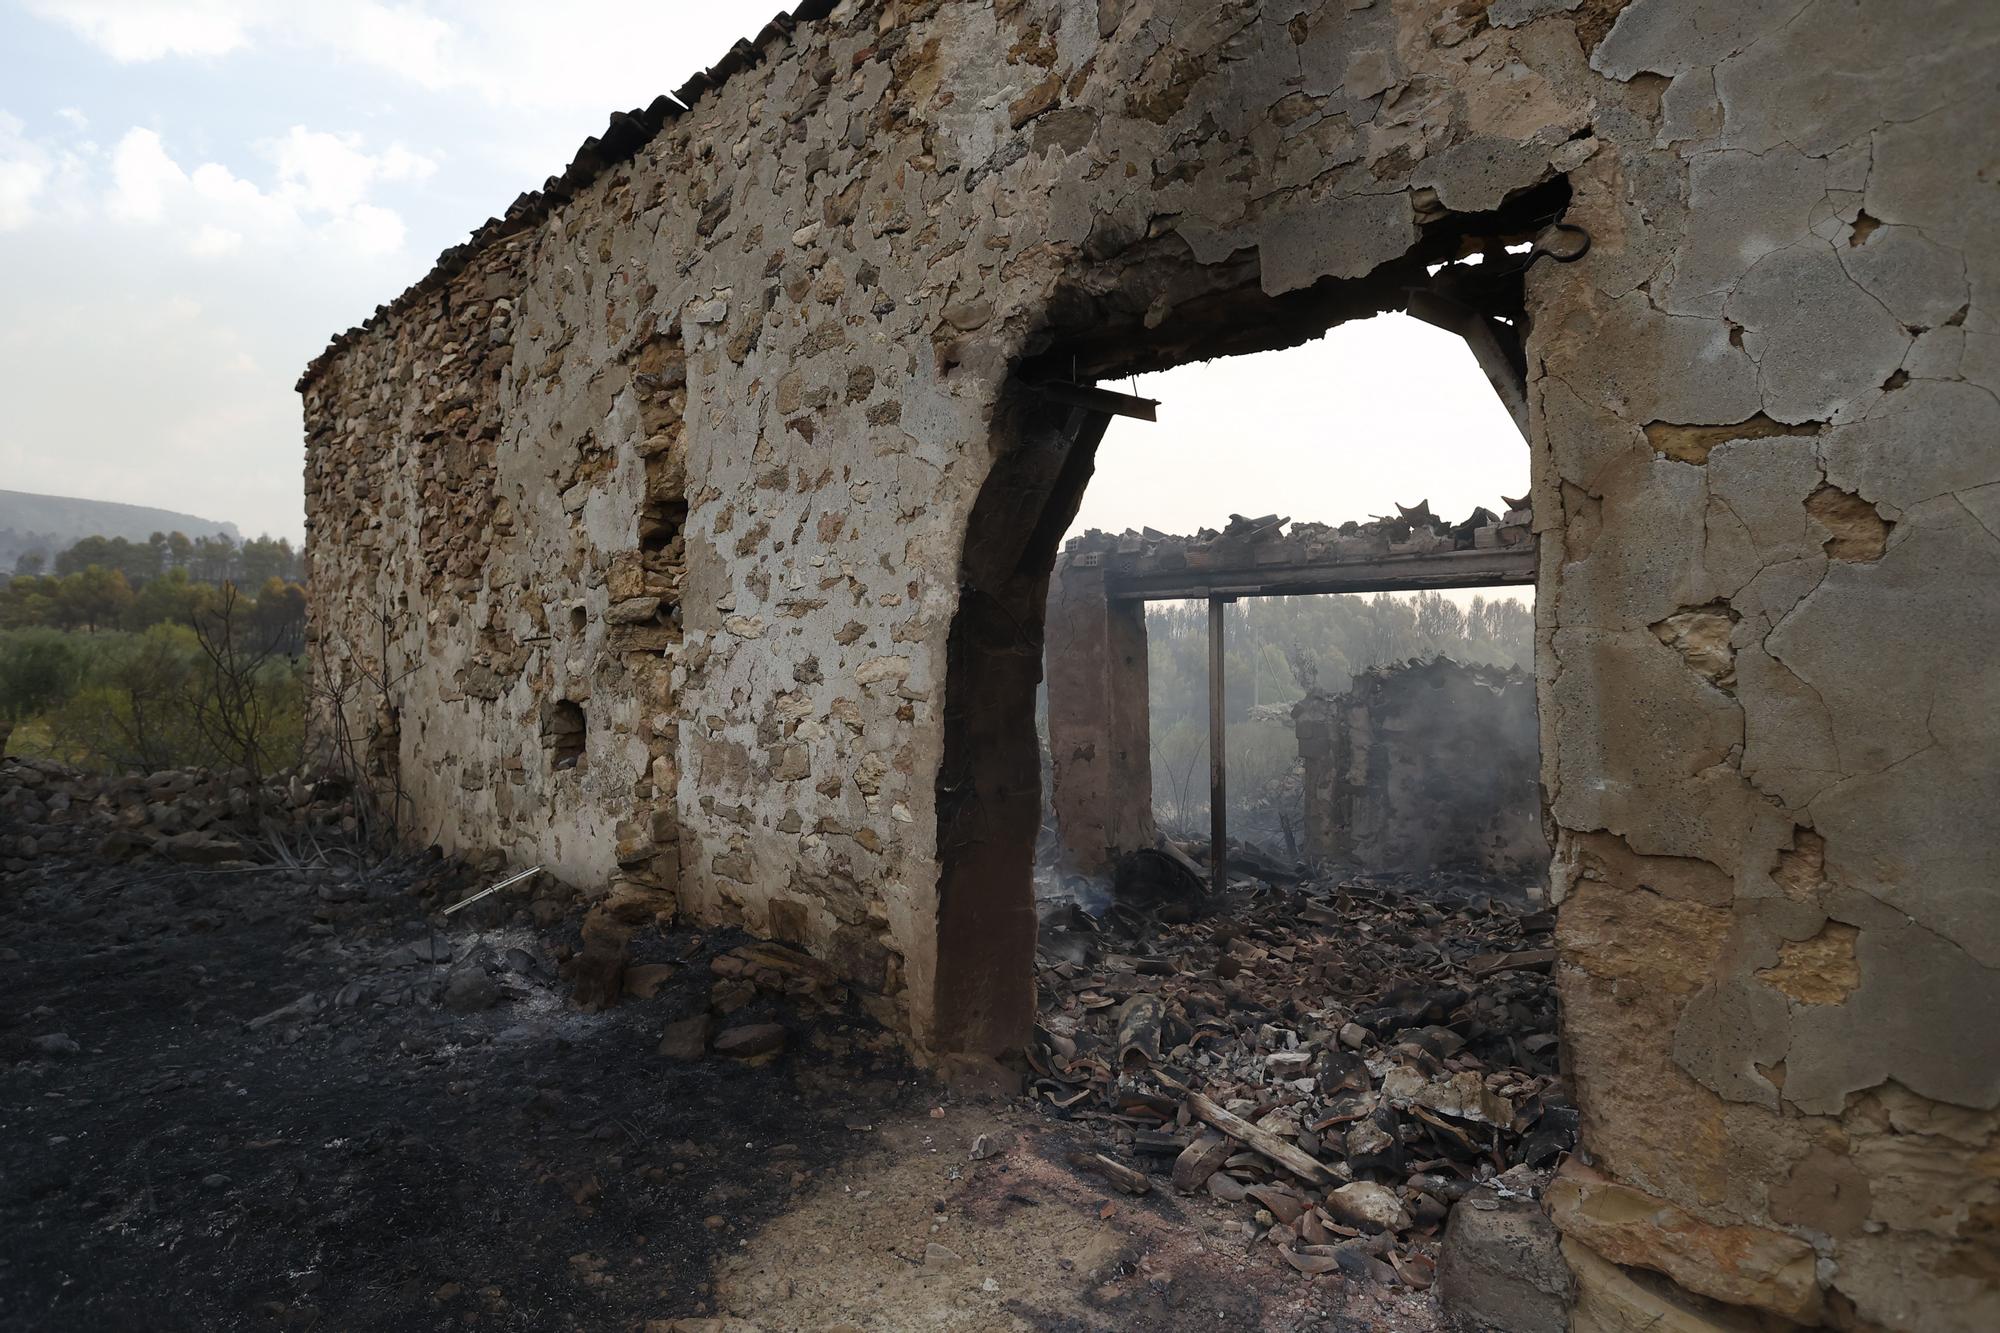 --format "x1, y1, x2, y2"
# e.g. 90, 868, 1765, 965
0, 490, 241, 573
